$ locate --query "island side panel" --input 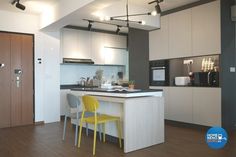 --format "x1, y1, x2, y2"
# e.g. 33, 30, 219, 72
123, 96, 164, 153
